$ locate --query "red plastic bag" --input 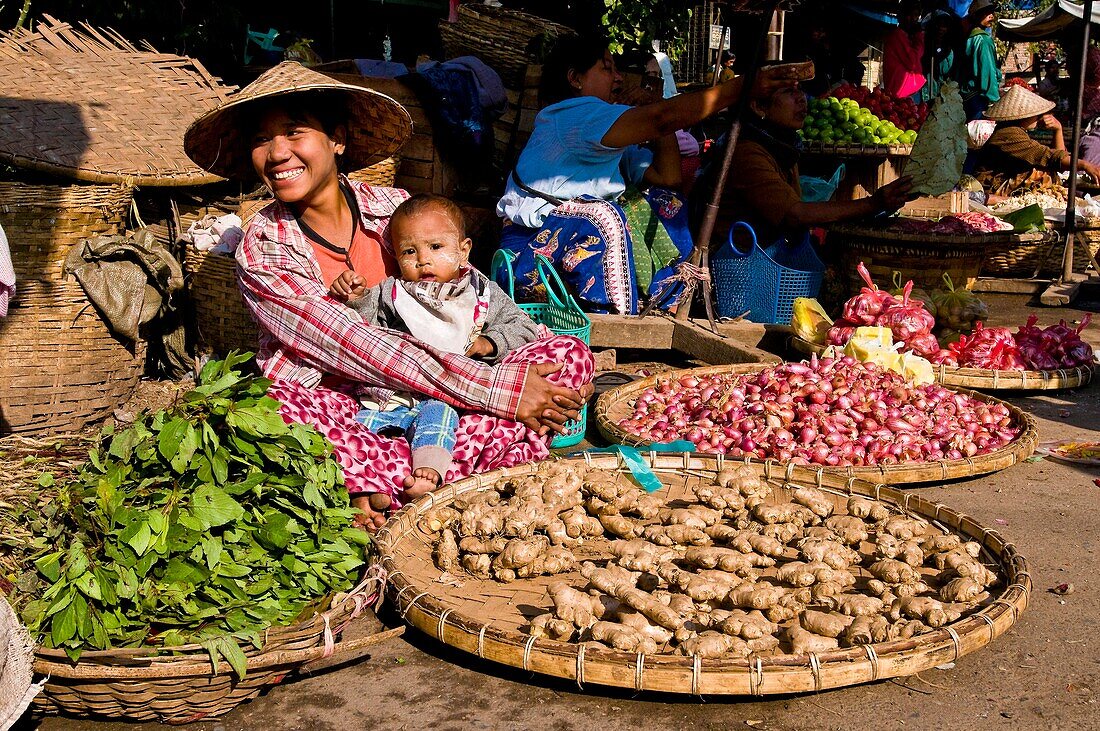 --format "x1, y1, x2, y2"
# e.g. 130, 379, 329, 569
879, 280, 936, 343
842, 262, 896, 326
